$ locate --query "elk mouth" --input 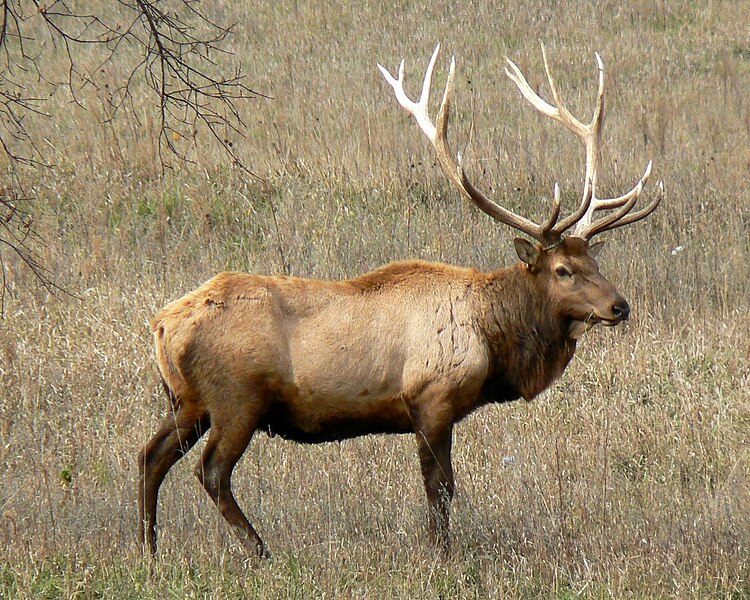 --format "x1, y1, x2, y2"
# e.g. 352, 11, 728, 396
599, 318, 622, 327
567, 314, 611, 339
584, 313, 624, 327
589, 312, 628, 327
